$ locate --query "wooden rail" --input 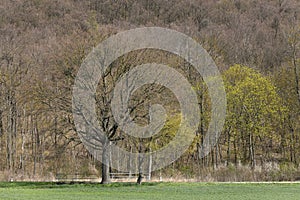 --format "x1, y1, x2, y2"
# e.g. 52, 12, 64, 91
110, 173, 151, 180
55, 173, 99, 182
